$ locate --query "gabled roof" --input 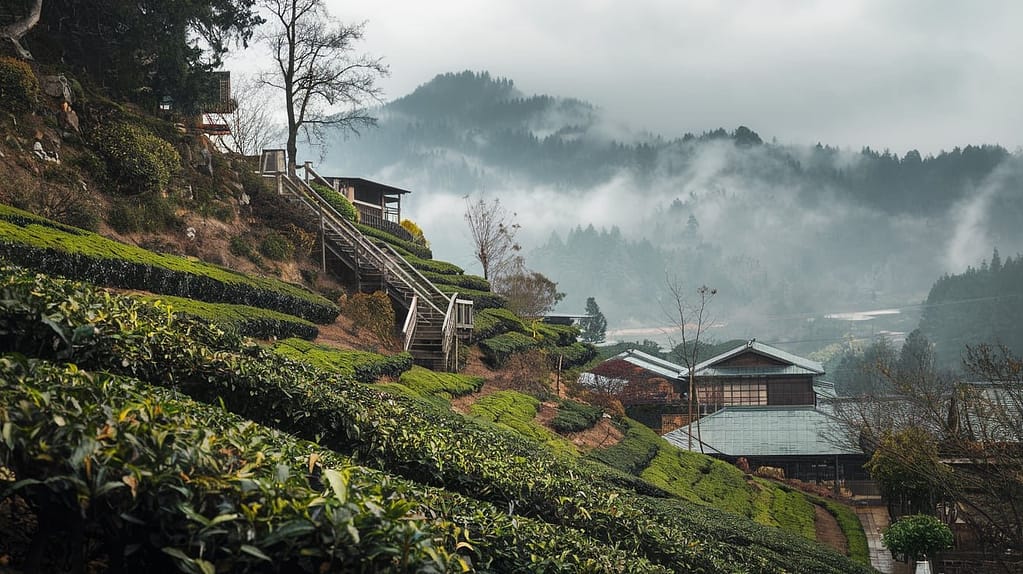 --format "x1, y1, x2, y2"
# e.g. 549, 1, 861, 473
615, 349, 685, 380
692, 340, 824, 376
328, 177, 412, 196
662, 406, 859, 457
